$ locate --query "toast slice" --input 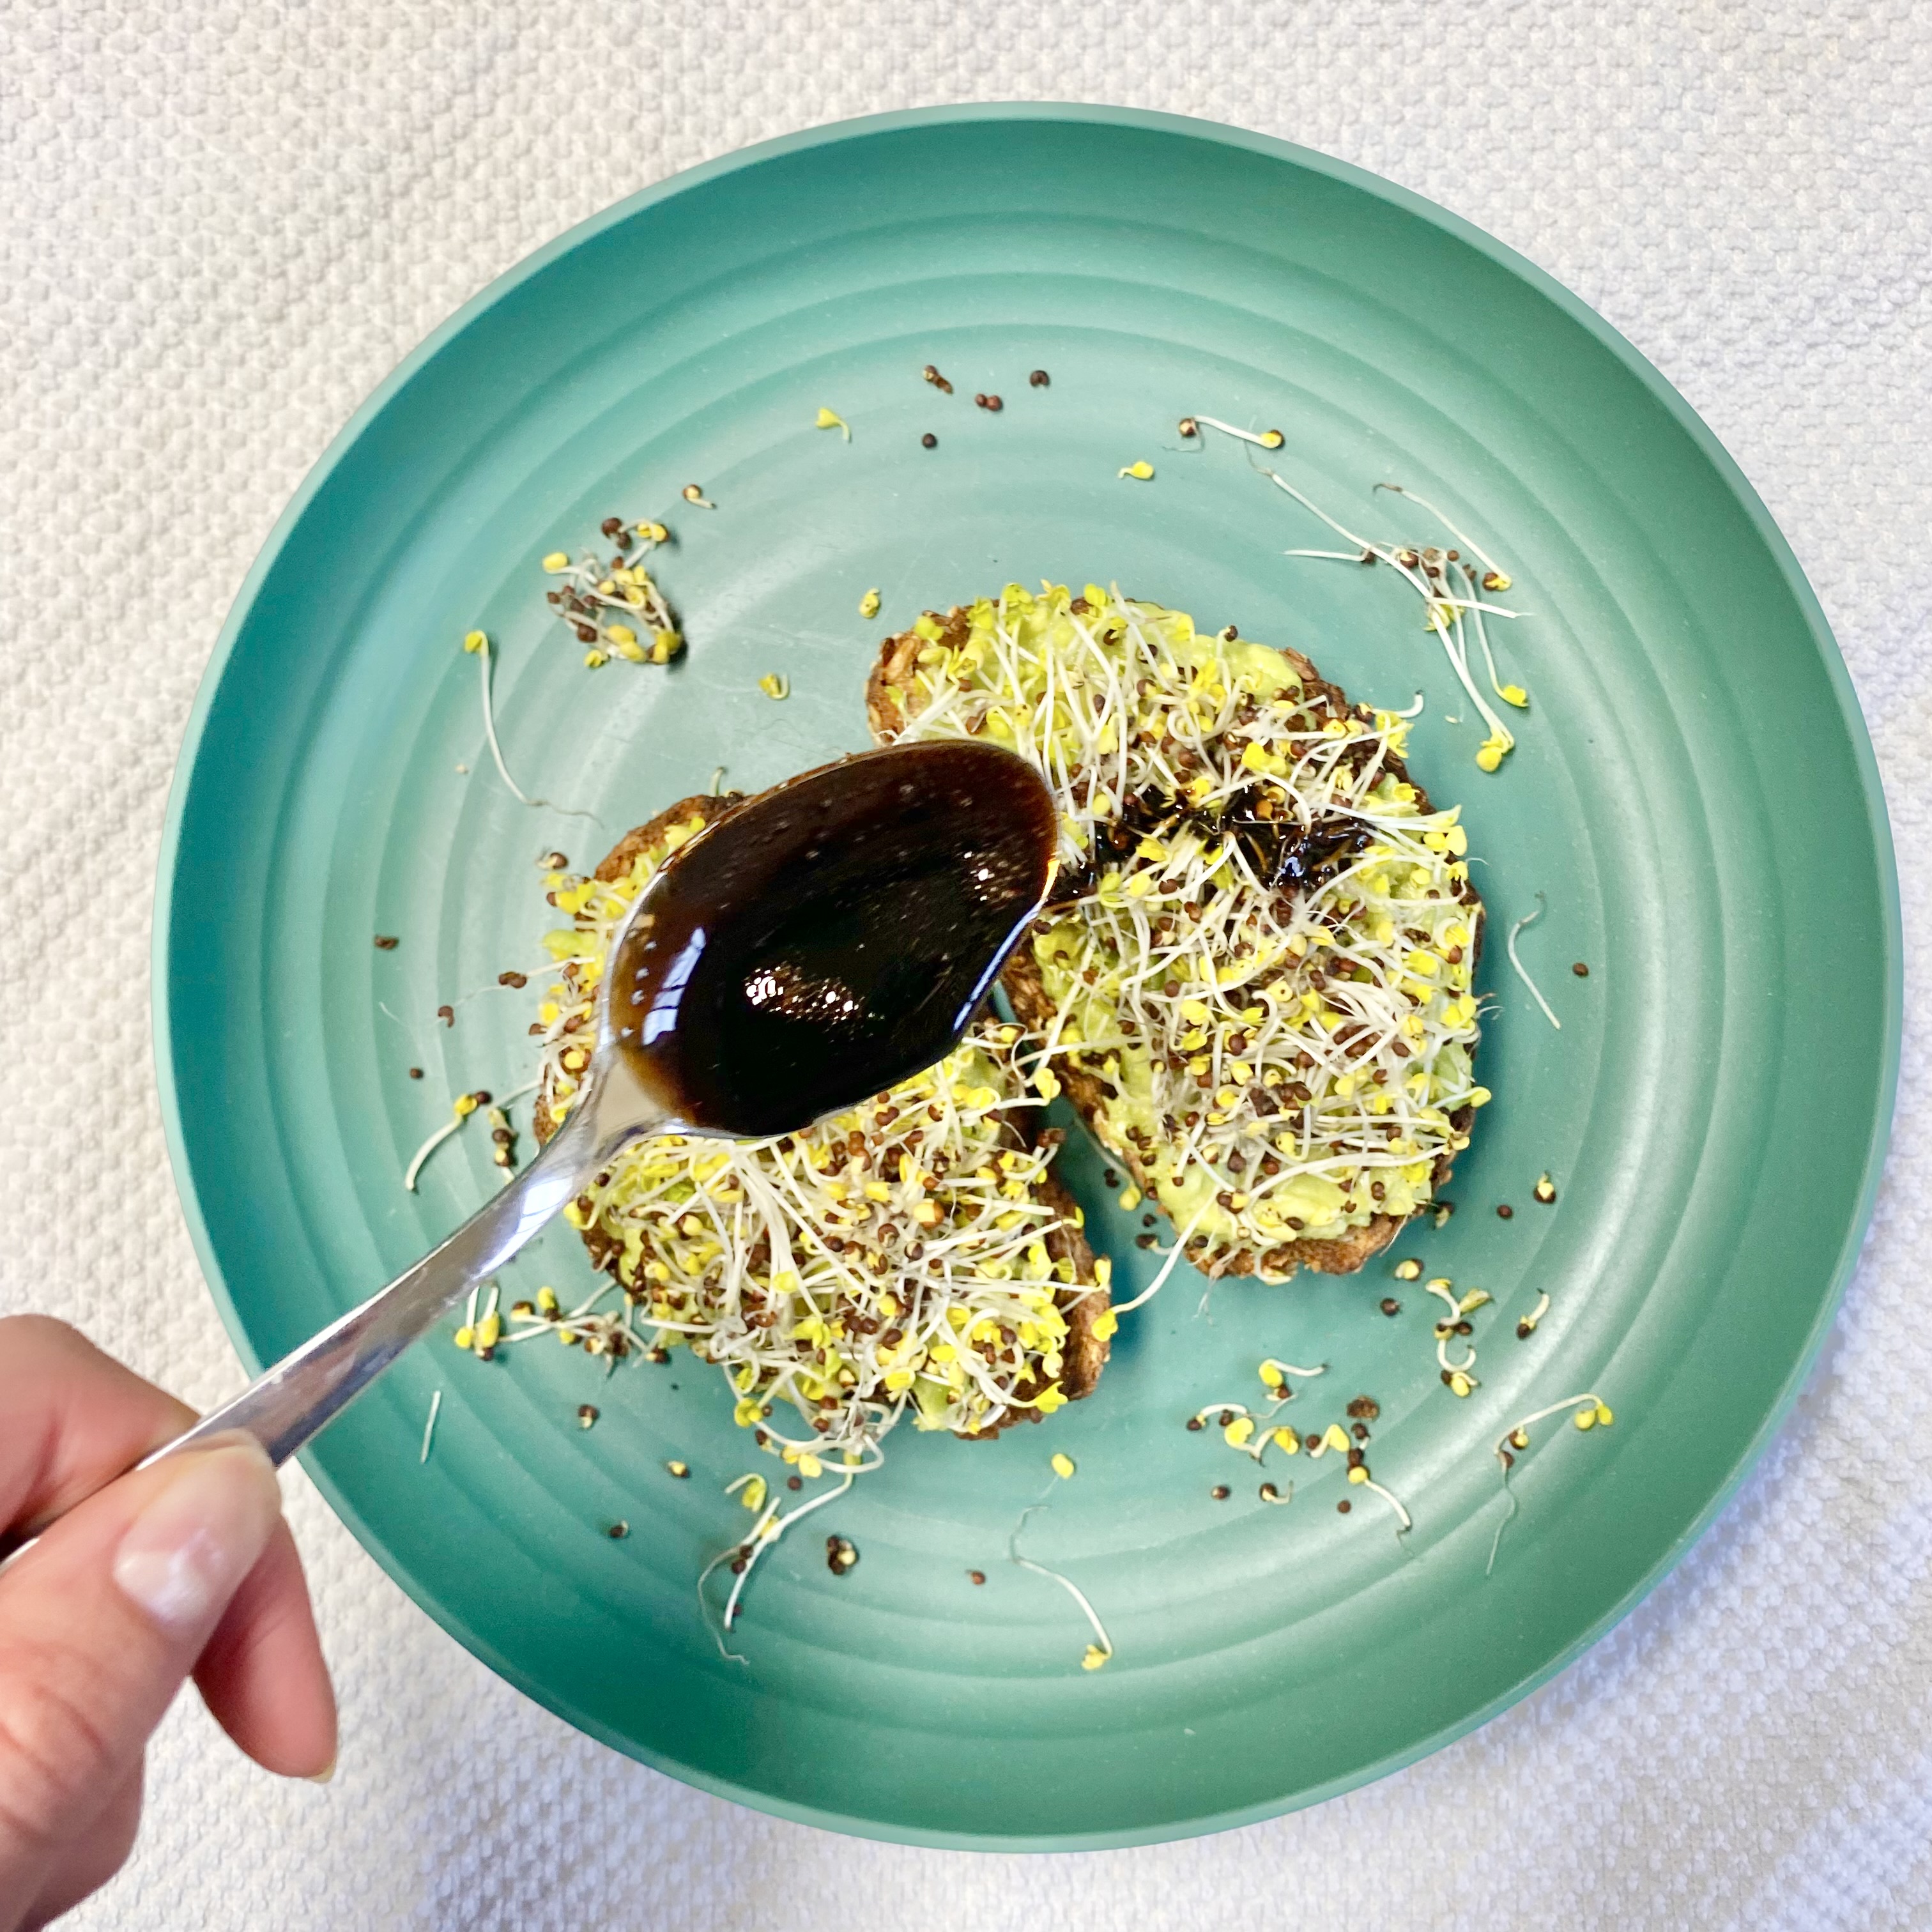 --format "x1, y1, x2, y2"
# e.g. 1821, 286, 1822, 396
868, 584, 1486, 1282
531, 795, 1108, 1445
